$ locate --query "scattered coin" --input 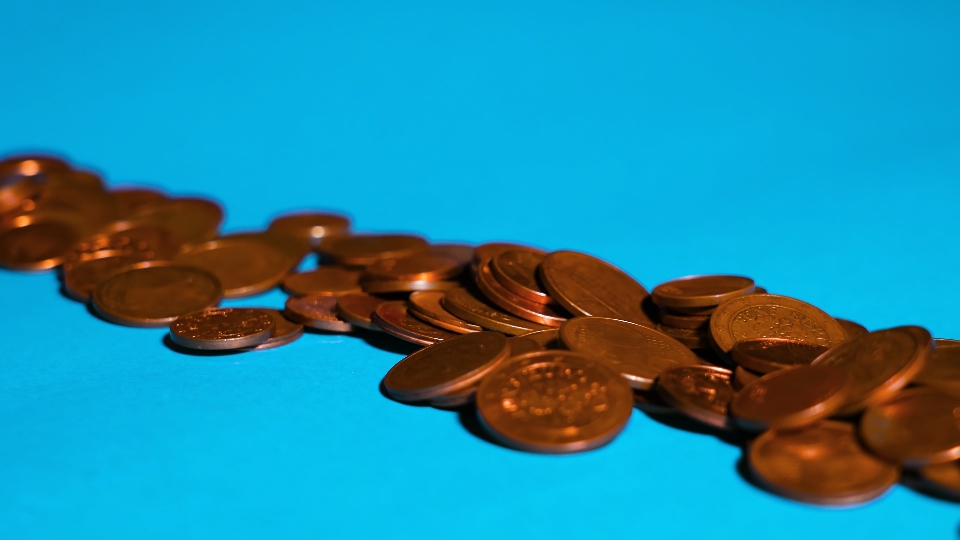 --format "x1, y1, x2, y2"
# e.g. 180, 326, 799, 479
472, 243, 542, 271
169, 308, 274, 350
335, 293, 389, 331
441, 287, 552, 335
733, 365, 762, 391
283, 267, 363, 297
490, 249, 554, 304
709, 294, 848, 355
657, 324, 711, 349
245, 308, 304, 350
911, 338, 960, 397
475, 259, 568, 327
284, 295, 354, 332
407, 291, 482, 334
656, 365, 735, 429
372, 300, 457, 345
0, 213, 83, 271
427, 243, 475, 267
175, 237, 291, 298
731, 365, 851, 431
63, 250, 151, 301
918, 461, 960, 499
505, 336, 541, 357
112, 188, 168, 217
633, 389, 677, 415
731, 338, 829, 374
860, 387, 960, 468
516, 328, 562, 350
268, 212, 351, 248
365, 253, 461, 282
652, 275, 755, 309
133, 197, 224, 244
360, 277, 459, 294
836, 318, 868, 340
319, 234, 428, 267
658, 308, 710, 330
